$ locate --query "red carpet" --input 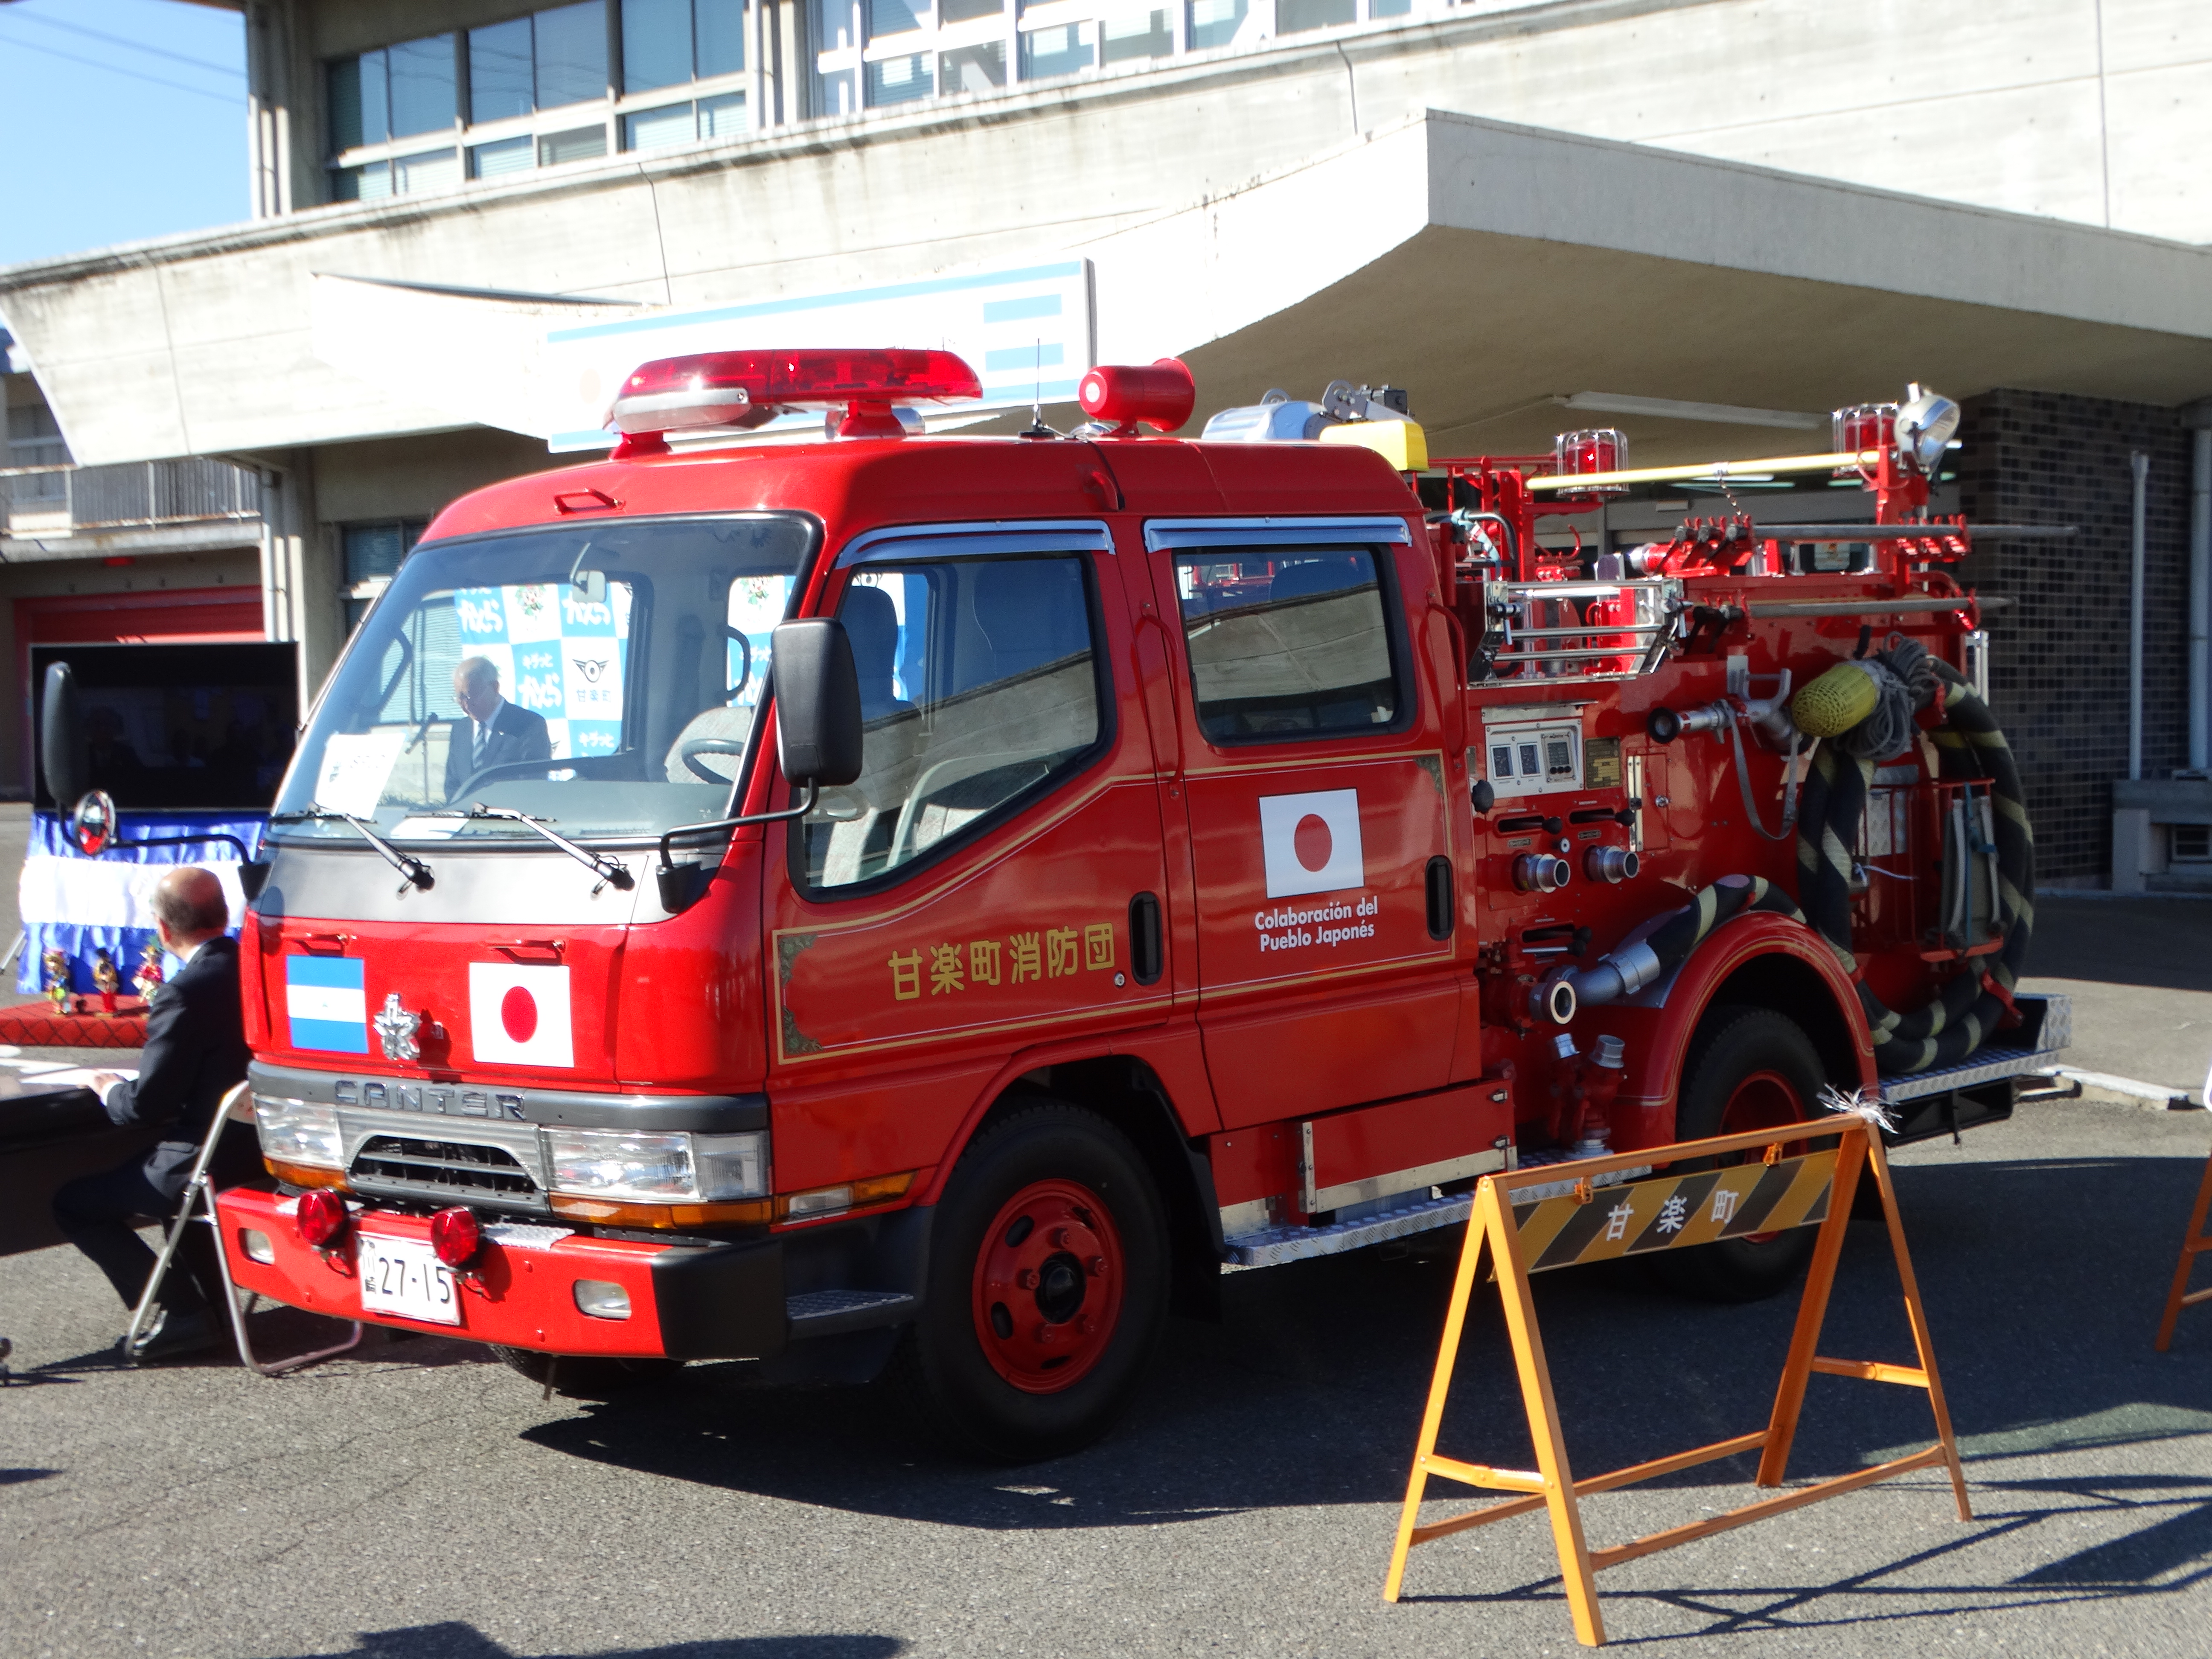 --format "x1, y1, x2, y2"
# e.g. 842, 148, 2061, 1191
0, 997, 150, 1048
